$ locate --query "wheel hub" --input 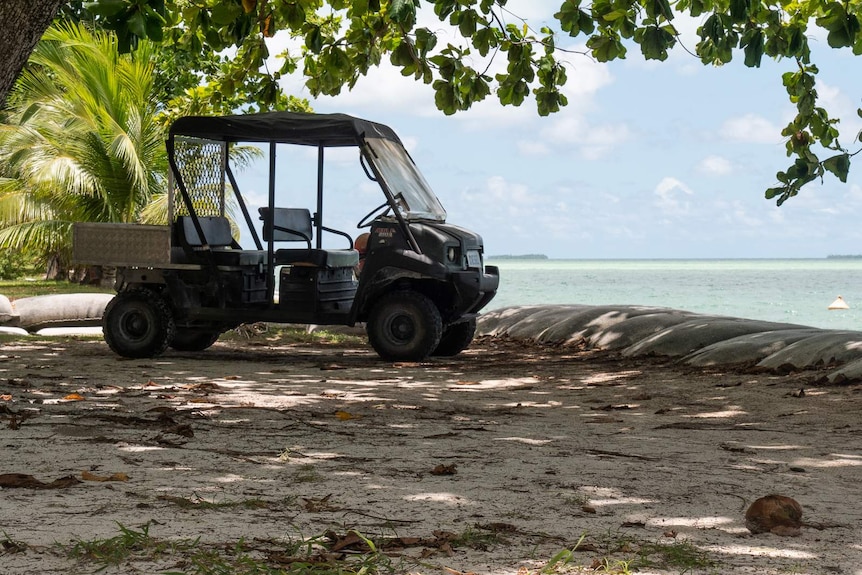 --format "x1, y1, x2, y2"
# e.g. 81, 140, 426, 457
122, 310, 149, 339
389, 314, 415, 343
